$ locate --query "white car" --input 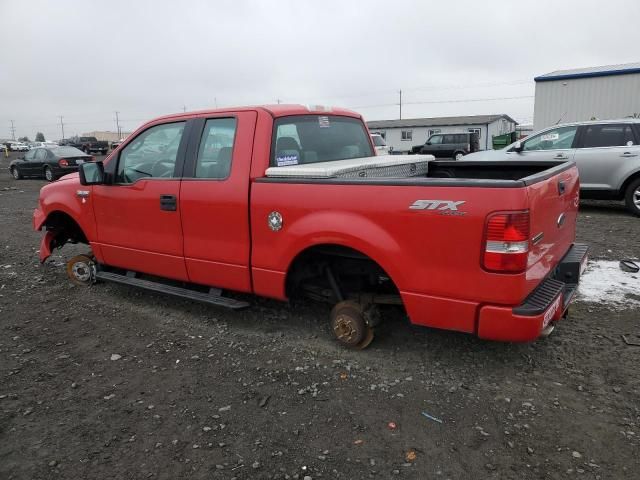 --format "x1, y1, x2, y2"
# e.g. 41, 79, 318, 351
31, 141, 59, 149
370, 133, 390, 155
12, 142, 29, 152
465, 119, 640, 216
